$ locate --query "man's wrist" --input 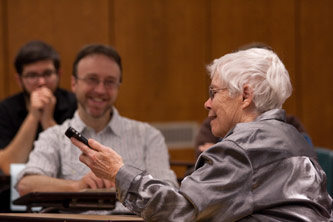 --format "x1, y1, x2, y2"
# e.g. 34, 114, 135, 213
41, 118, 56, 130
27, 111, 41, 122
69, 180, 84, 191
